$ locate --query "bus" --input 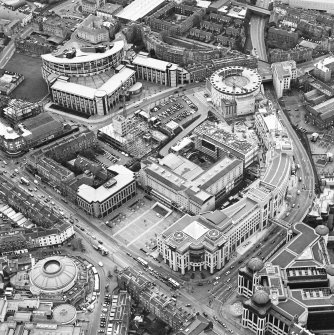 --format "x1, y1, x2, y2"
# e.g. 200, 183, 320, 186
94, 273, 100, 293
168, 278, 180, 290
137, 257, 148, 267
20, 177, 30, 185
